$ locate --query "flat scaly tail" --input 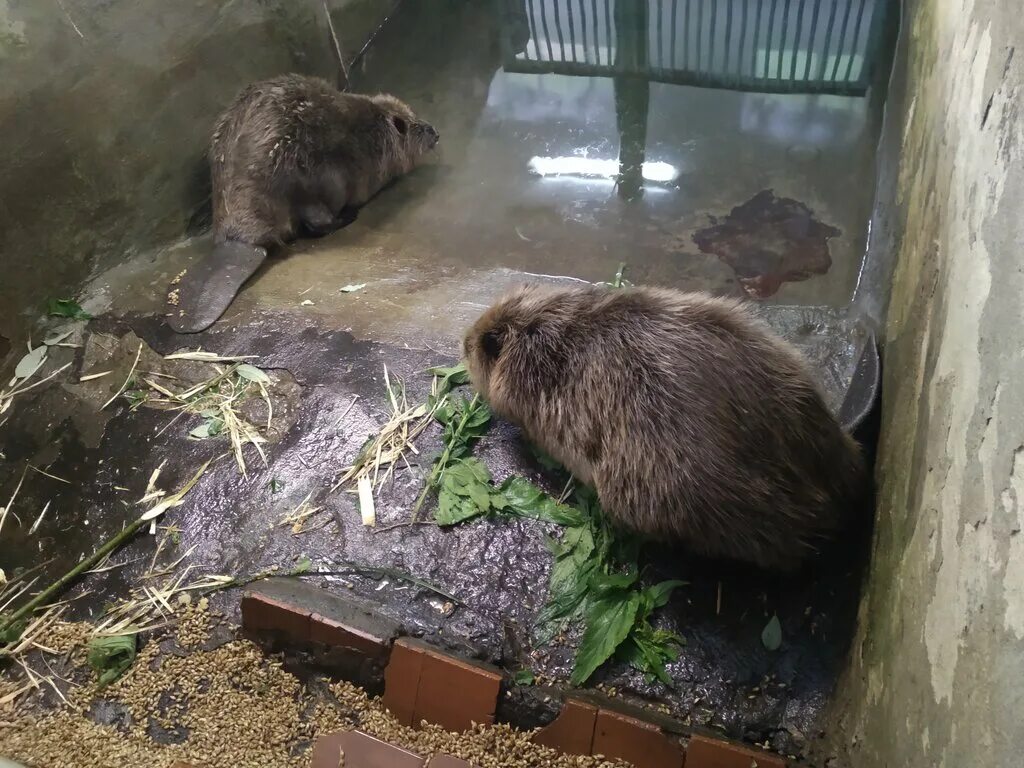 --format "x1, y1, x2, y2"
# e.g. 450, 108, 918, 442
166, 241, 268, 333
